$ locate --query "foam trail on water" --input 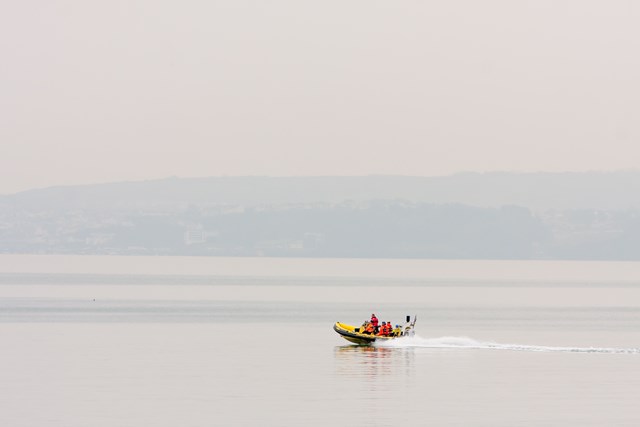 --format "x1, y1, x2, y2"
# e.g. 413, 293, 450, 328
375, 335, 640, 354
